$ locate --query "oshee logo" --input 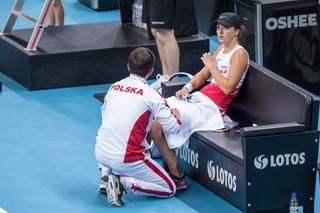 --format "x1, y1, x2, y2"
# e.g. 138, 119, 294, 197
176, 146, 199, 169
254, 152, 306, 170
265, 13, 317, 30
207, 160, 237, 192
